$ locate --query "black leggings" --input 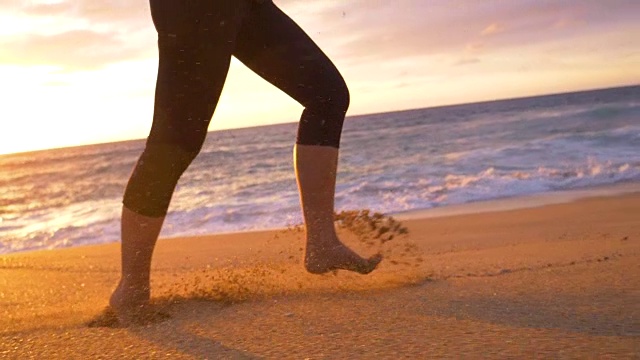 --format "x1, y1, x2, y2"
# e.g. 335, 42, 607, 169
123, 0, 349, 217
